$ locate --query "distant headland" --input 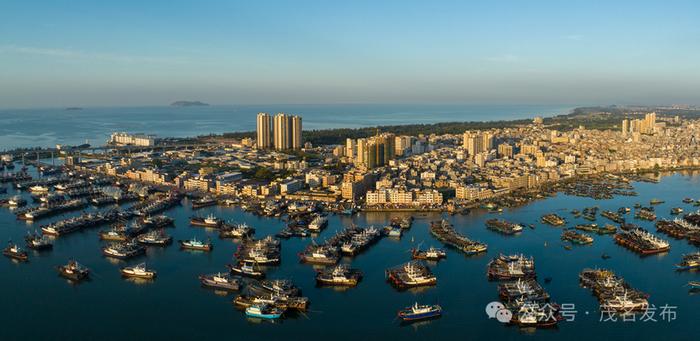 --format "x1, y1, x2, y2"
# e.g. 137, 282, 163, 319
170, 101, 209, 107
